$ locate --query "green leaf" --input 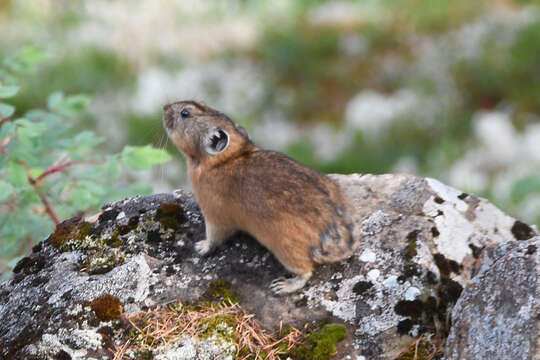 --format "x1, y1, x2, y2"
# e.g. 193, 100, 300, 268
103, 157, 121, 179
0, 85, 20, 99
18, 47, 46, 64
29, 168, 43, 179
0, 120, 15, 140
15, 119, 47, 138
71, 186, 95, 210
4, 47, 46, 74
48, 91, 91, 116
26, 109, 61, 126
0, 180, 14, 201
0, 102, 15, 118
7, 161, 27, 187
47, 91, 63, 110
121, 145, 172, 171
73, 131, 104, 148
78, 180, 106, 197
